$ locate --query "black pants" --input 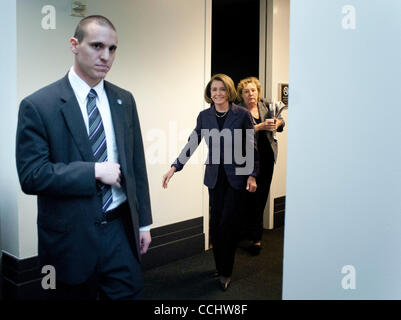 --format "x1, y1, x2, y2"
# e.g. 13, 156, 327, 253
209, 166, 242, 277
46, 204, 143, 300
242, 155, 274, 242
